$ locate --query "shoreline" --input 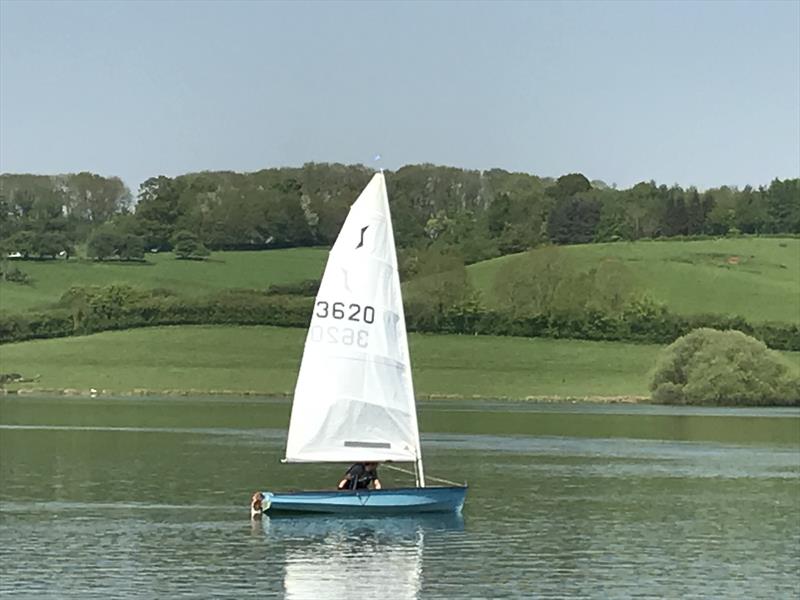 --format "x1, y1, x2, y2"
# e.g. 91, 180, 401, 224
0, 386, 650, 404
